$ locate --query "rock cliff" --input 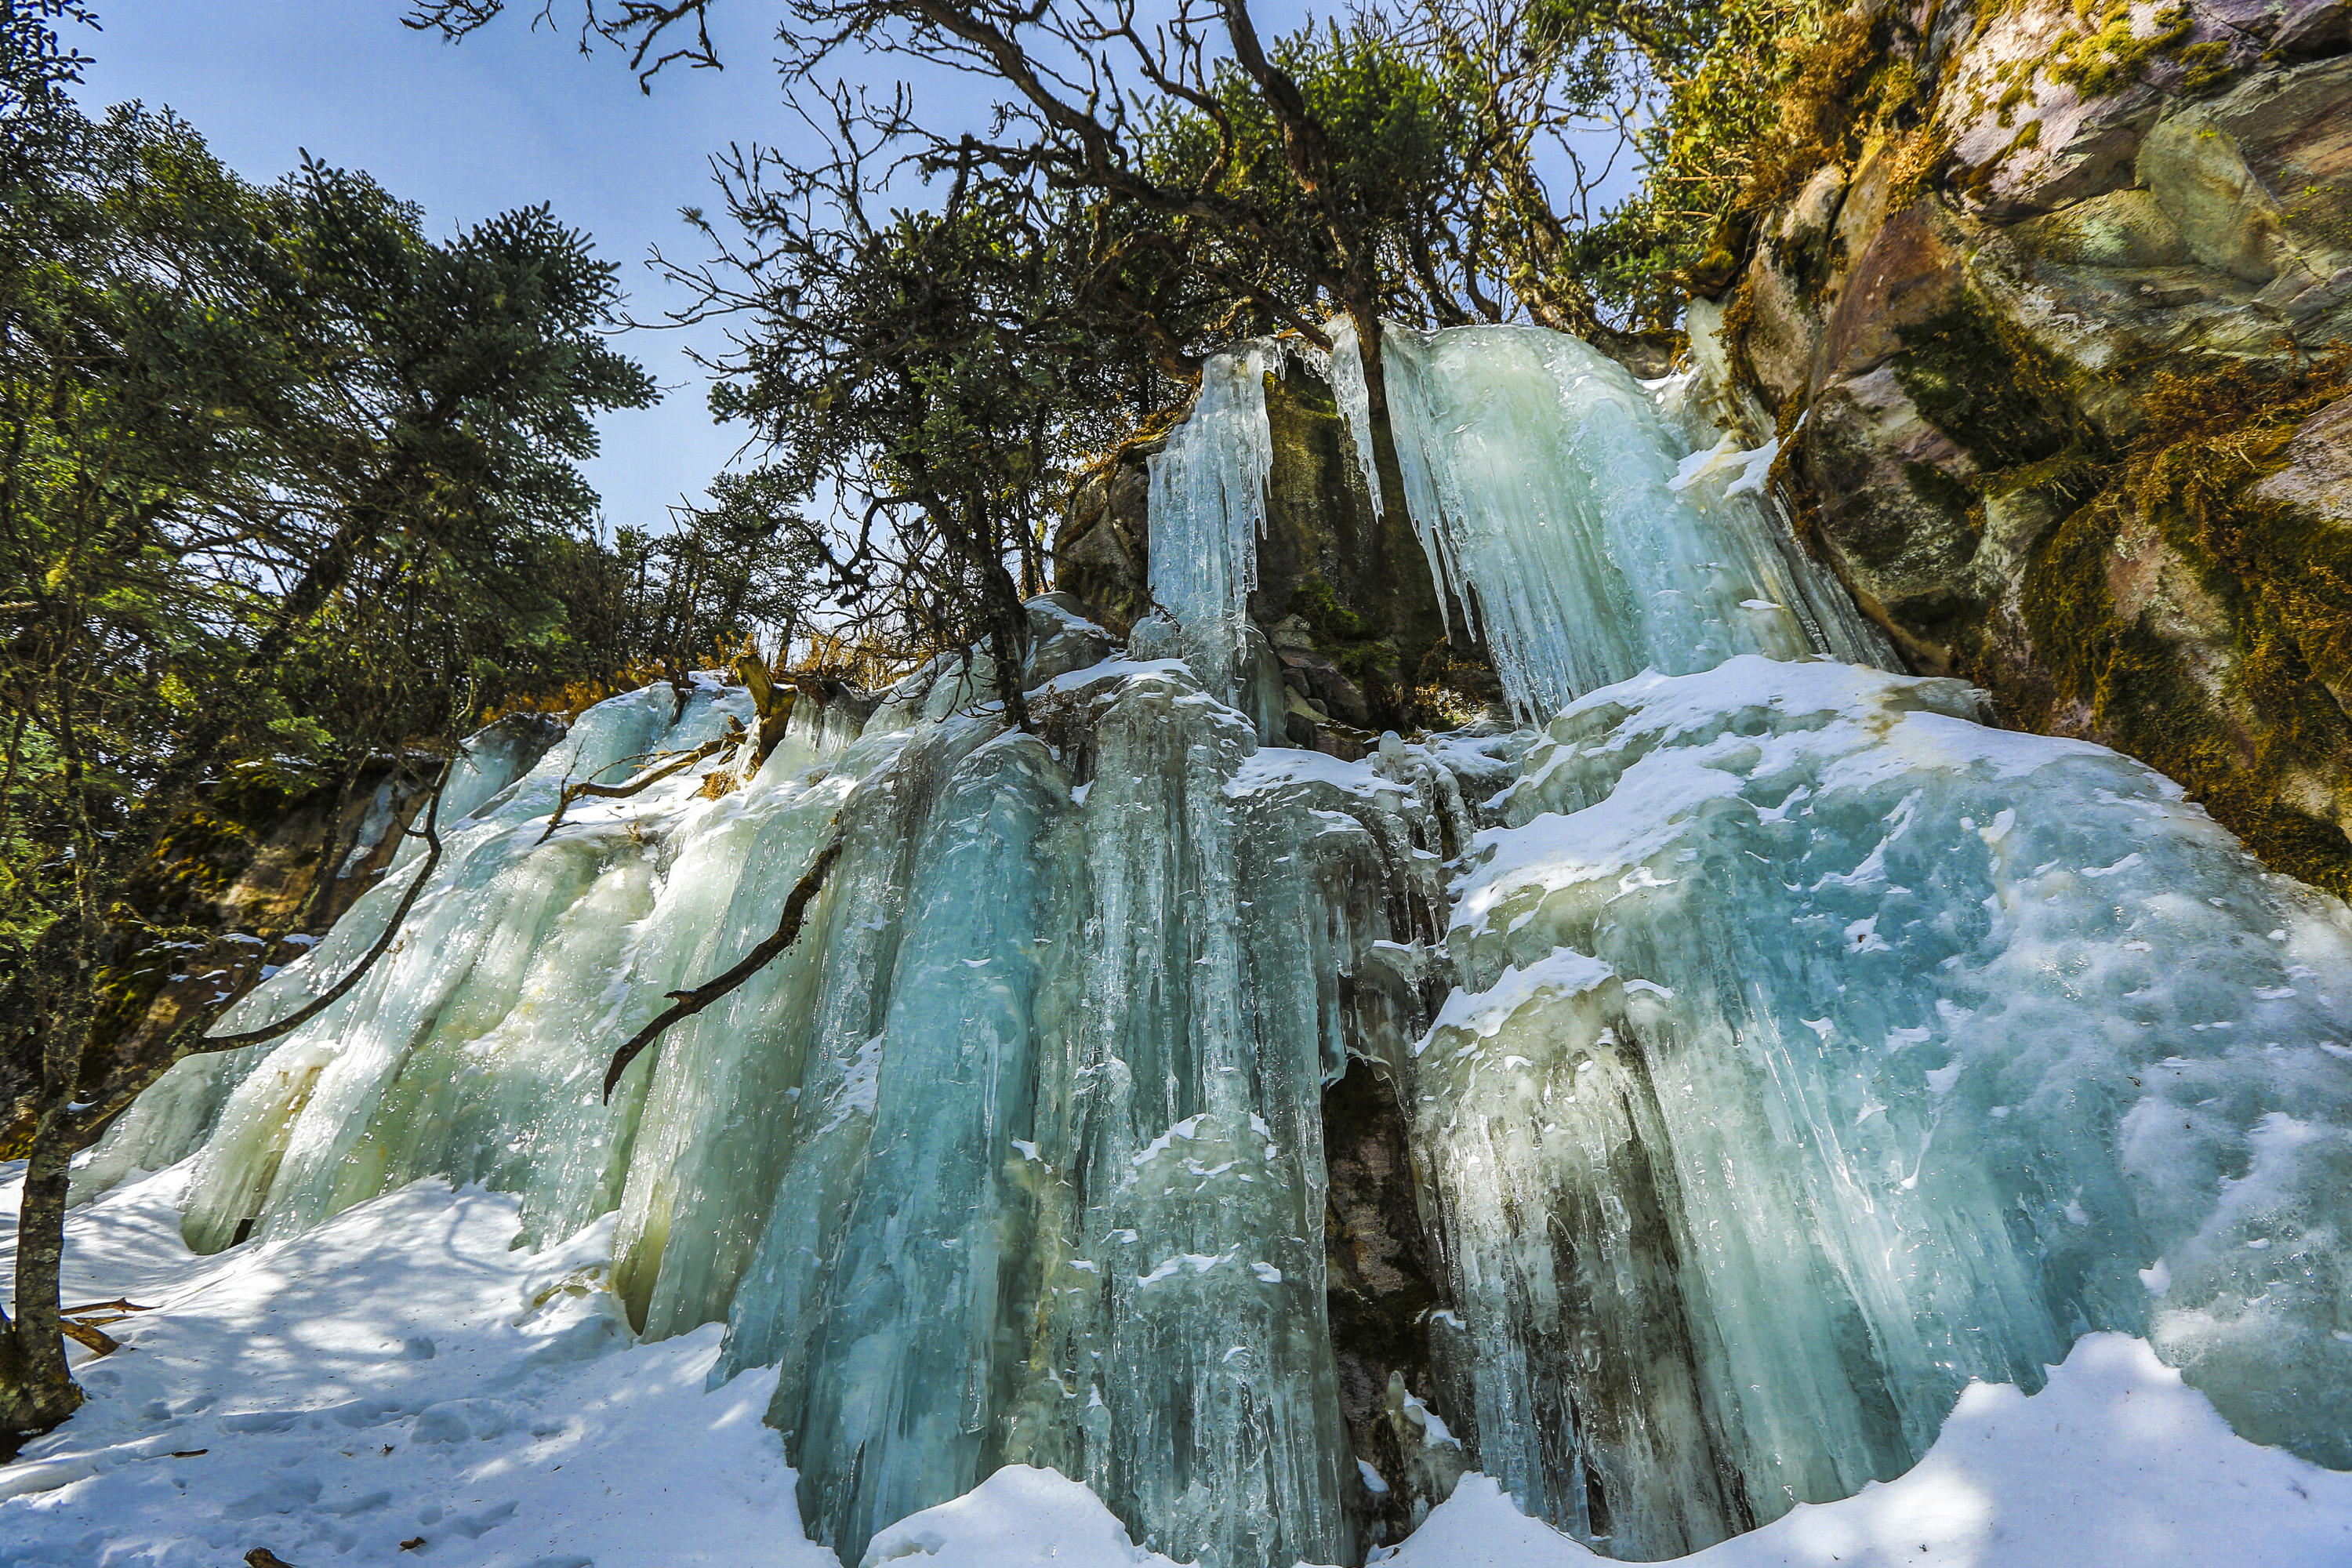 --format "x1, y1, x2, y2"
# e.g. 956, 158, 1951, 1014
1703, 0, 2352, 889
